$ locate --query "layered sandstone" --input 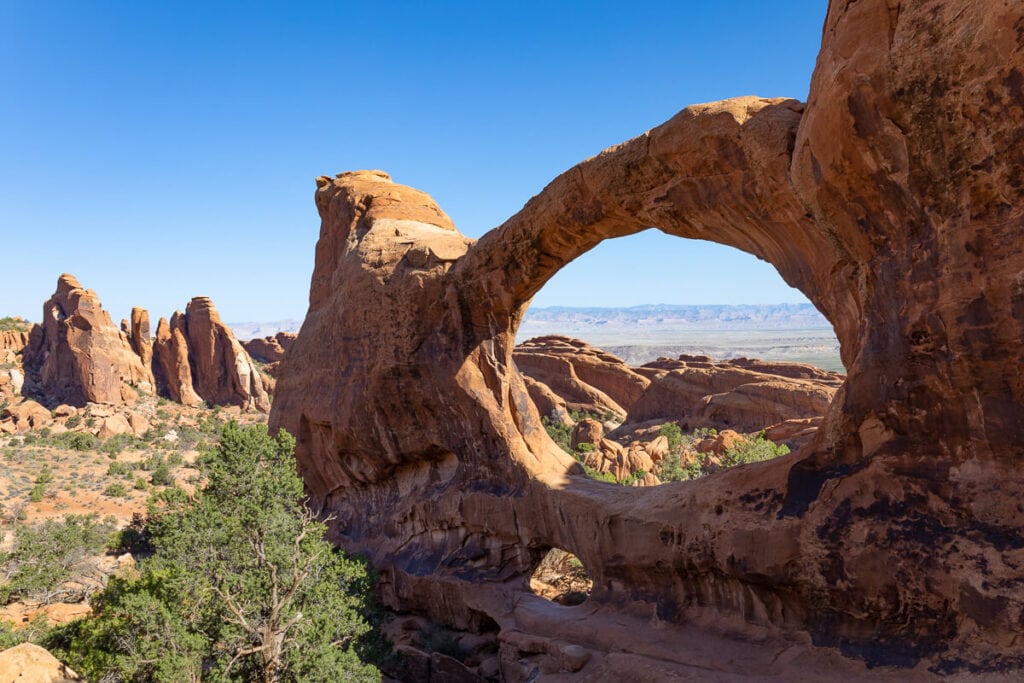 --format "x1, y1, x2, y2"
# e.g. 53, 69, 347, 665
626, 357, 836, 435
23, 275, 153, 406
272, 1, 1024, 676
514, 336, 649, 418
